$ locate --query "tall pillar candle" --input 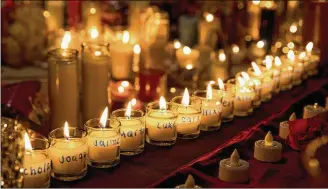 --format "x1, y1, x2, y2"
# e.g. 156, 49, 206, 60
81, 42, 110, 123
